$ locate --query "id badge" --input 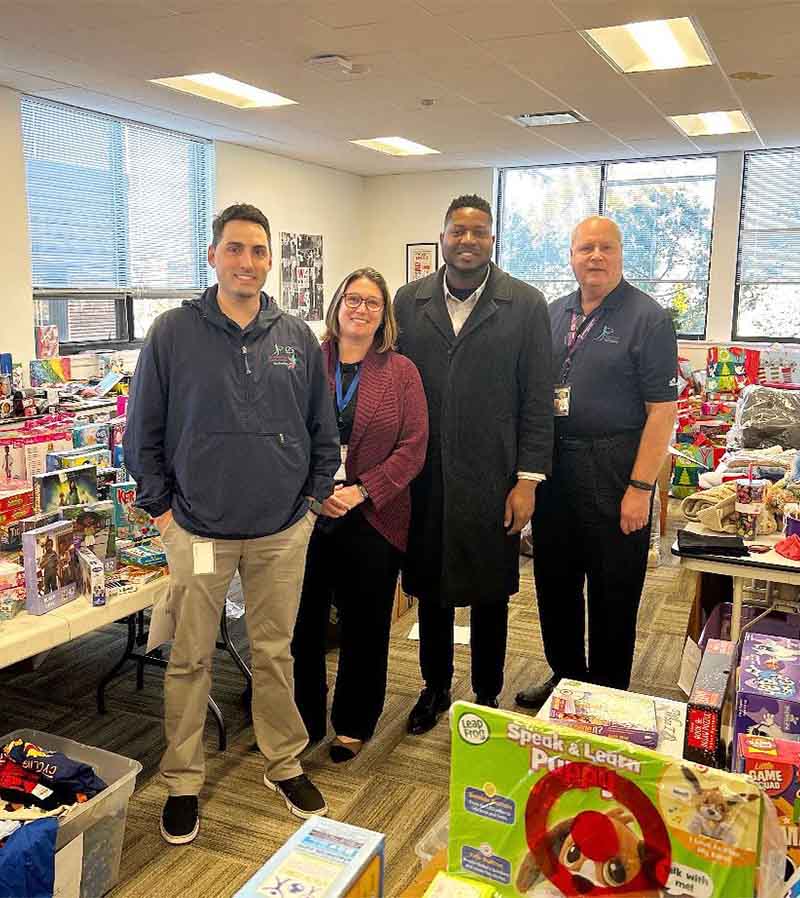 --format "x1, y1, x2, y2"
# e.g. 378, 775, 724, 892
334, 444, 348, 482
554, 384, 571, 417
192, 540, 216, 575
